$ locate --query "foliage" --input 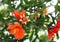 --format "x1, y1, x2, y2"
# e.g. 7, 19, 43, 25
0, 0, 60, 42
